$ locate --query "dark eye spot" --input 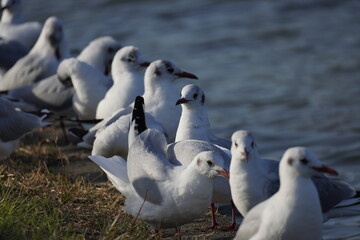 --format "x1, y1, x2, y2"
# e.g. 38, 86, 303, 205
155, 70, 161, 76
167, 67, 174, 73
300, 158, 309, 165
288, 158, 294, 166
193, 93, 198, 99
206, 160, 213, 166
234, 142, 238, 147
